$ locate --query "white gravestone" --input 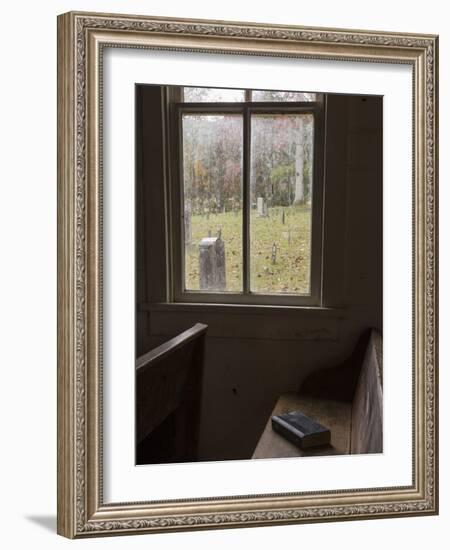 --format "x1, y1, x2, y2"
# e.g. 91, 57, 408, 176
199, 236, 226, 290
257, 197, 267, 217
